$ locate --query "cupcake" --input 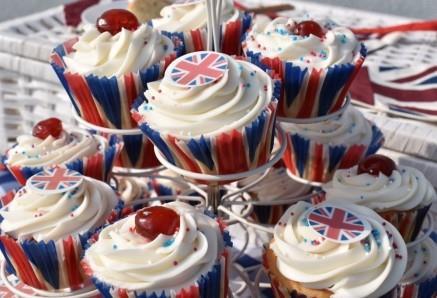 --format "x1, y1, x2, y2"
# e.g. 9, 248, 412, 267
281, 106, 383, 183
151, 0, 252, 55
264, 200, 407, 298
323, 154, 437, 242
243, 17, 366, 119
127, 0, 171, 23
50, 9, 181, 129
149, 169, 192, 196
115, 176, 151, 204
133, 51, 280, 177
395, 236, 437, 298
0, 168, 122, 291
4, 118, 121, 185
237, 164, 311, 224
82, 201, 231, 297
